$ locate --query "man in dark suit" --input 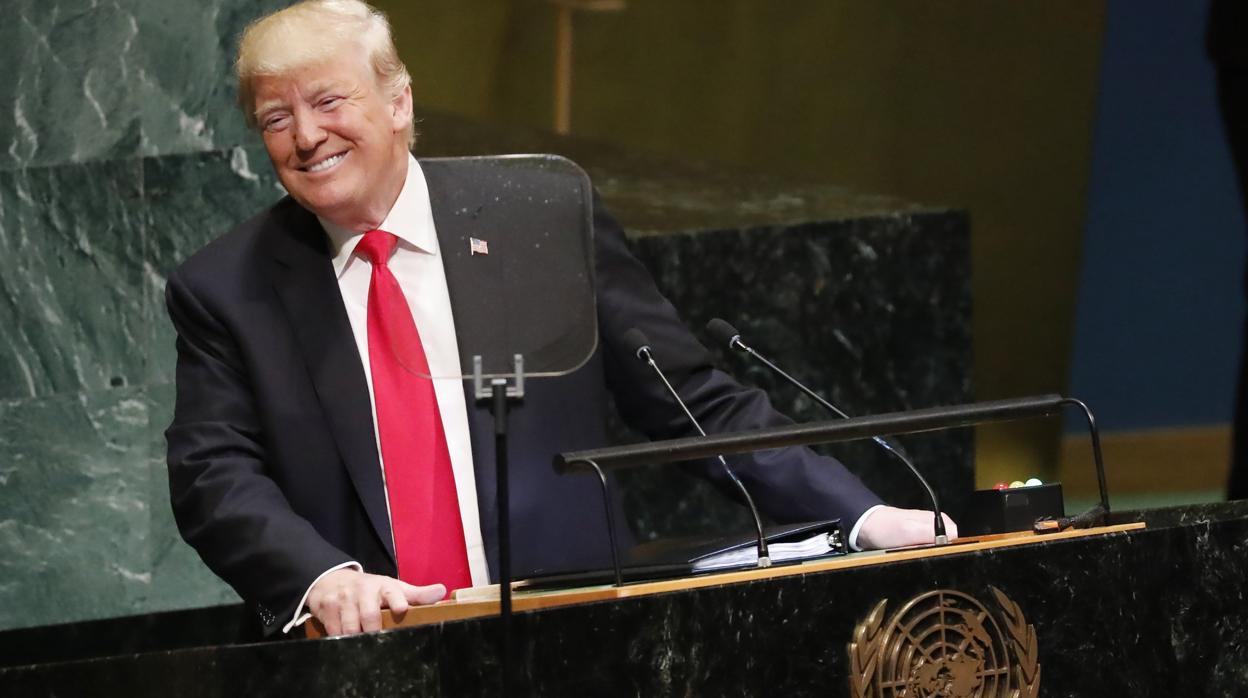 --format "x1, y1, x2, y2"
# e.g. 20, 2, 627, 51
166, 0, 954, 638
